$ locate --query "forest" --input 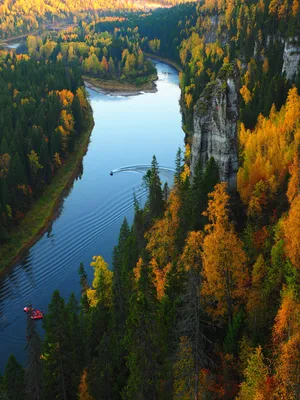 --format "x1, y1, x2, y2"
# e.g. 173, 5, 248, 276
0, 53, 92, 241
0, 0, 190, 39
132, 0, 300, 131
25, 19, 157, 87
1, 0, 300, 399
